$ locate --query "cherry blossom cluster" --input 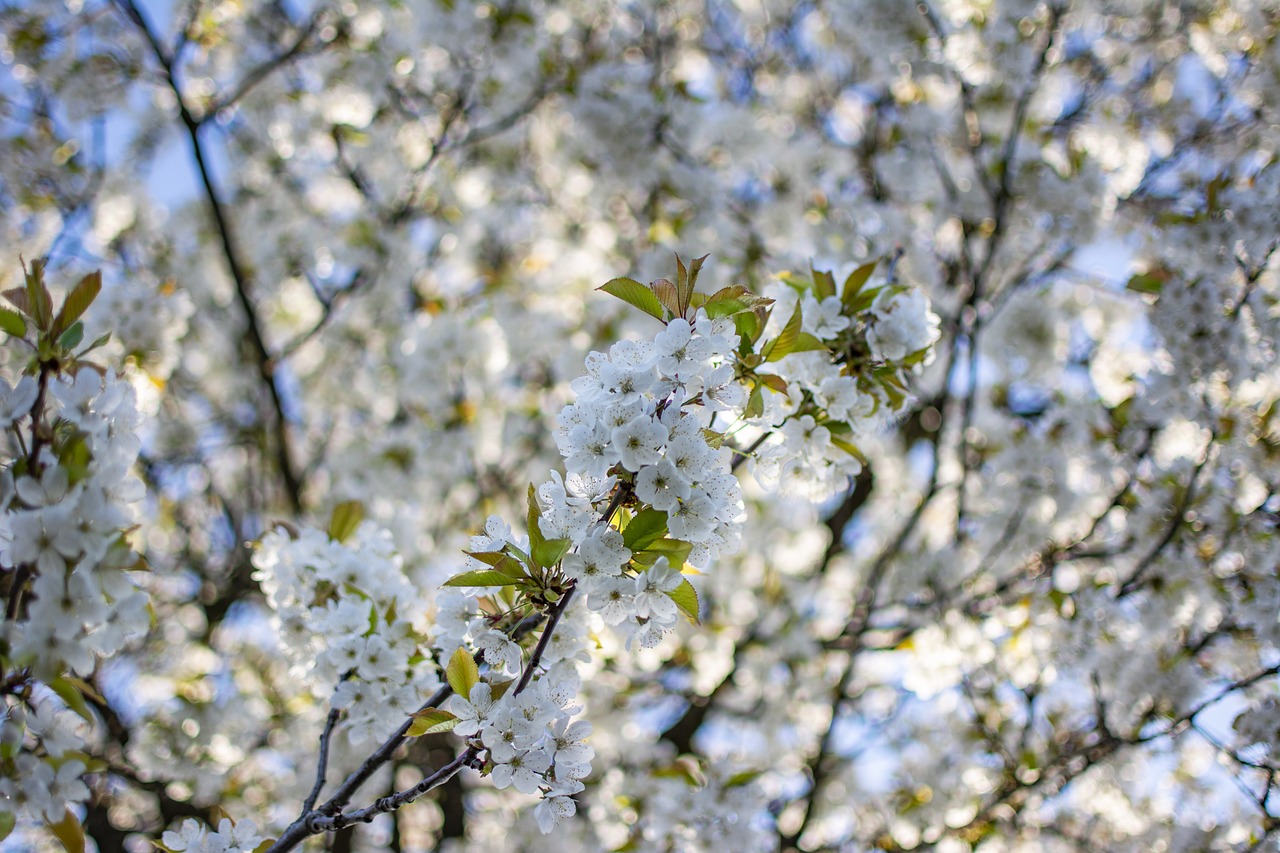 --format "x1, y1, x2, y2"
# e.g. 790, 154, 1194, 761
542, 310, 745, 645
446, 664, 595, 835
9, 0, 1280, 846
0, 264, 148, 833
430, 516, 596, 834
624, 764, 776, 853
159, 816, 264, 853
171, 260, 938, 847
744, 275, 941, 500
411, 263, 941, 838
0, 694, 90, 829
251, 521, 440, 744
1, 370, 146, 677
